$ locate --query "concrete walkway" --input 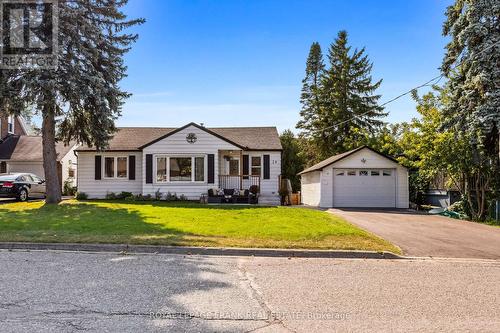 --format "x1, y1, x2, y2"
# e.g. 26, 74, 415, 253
329, 209, 500, 259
